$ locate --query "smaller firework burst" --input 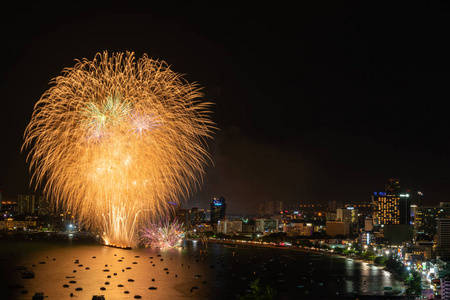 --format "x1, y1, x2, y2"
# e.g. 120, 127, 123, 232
141, 218, 185, 249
